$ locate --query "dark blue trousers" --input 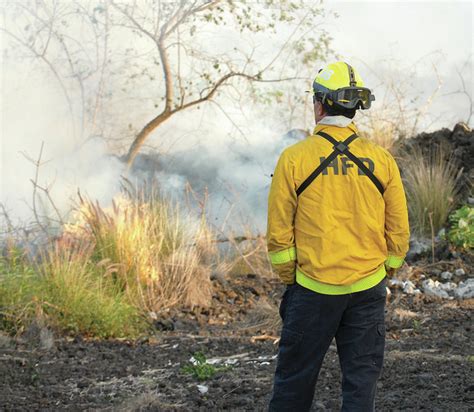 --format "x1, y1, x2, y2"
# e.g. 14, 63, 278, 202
268, 278, 386, 412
